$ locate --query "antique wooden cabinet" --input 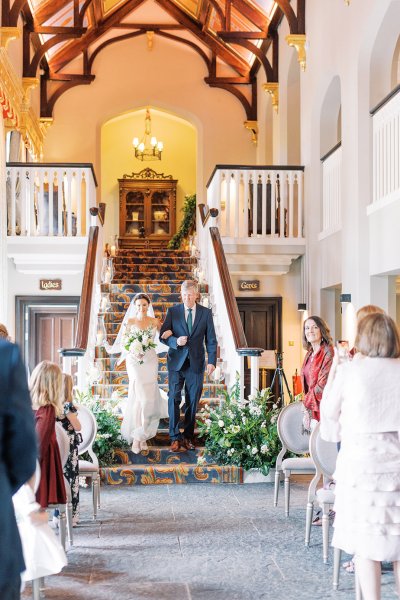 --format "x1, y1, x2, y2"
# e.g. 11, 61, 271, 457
118, 168, 177, 248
